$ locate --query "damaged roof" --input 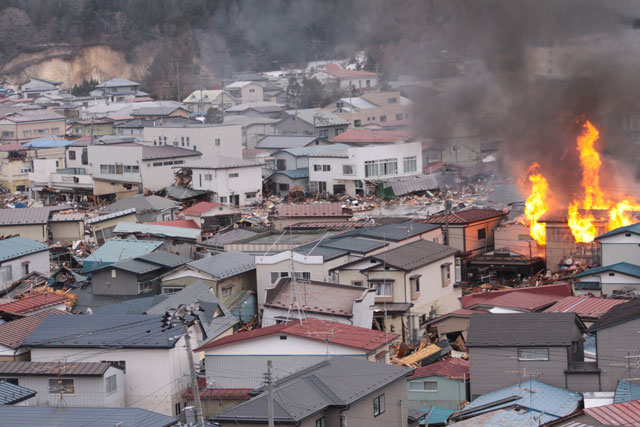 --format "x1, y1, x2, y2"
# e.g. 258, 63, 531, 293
544, 296, 627, 319
424, 208, 507, 225
274, 203, 352, 218
99, 195, 178, 215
